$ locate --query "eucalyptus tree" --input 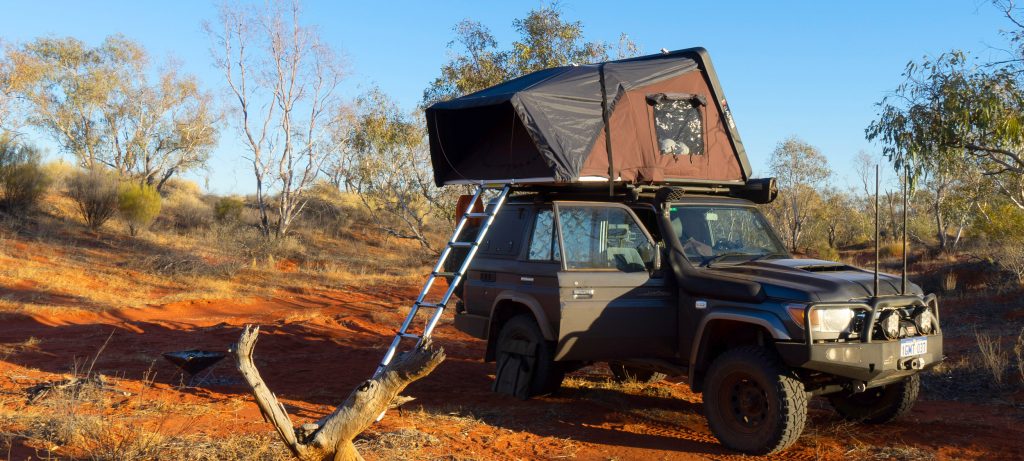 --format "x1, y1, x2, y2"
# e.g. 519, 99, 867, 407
769, 137, 832, 252
423, 5, 638, 105
207, 0, 346, 238
345, 88, 446, 252
4, 36, 140, 168
5, 36, 217, 188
